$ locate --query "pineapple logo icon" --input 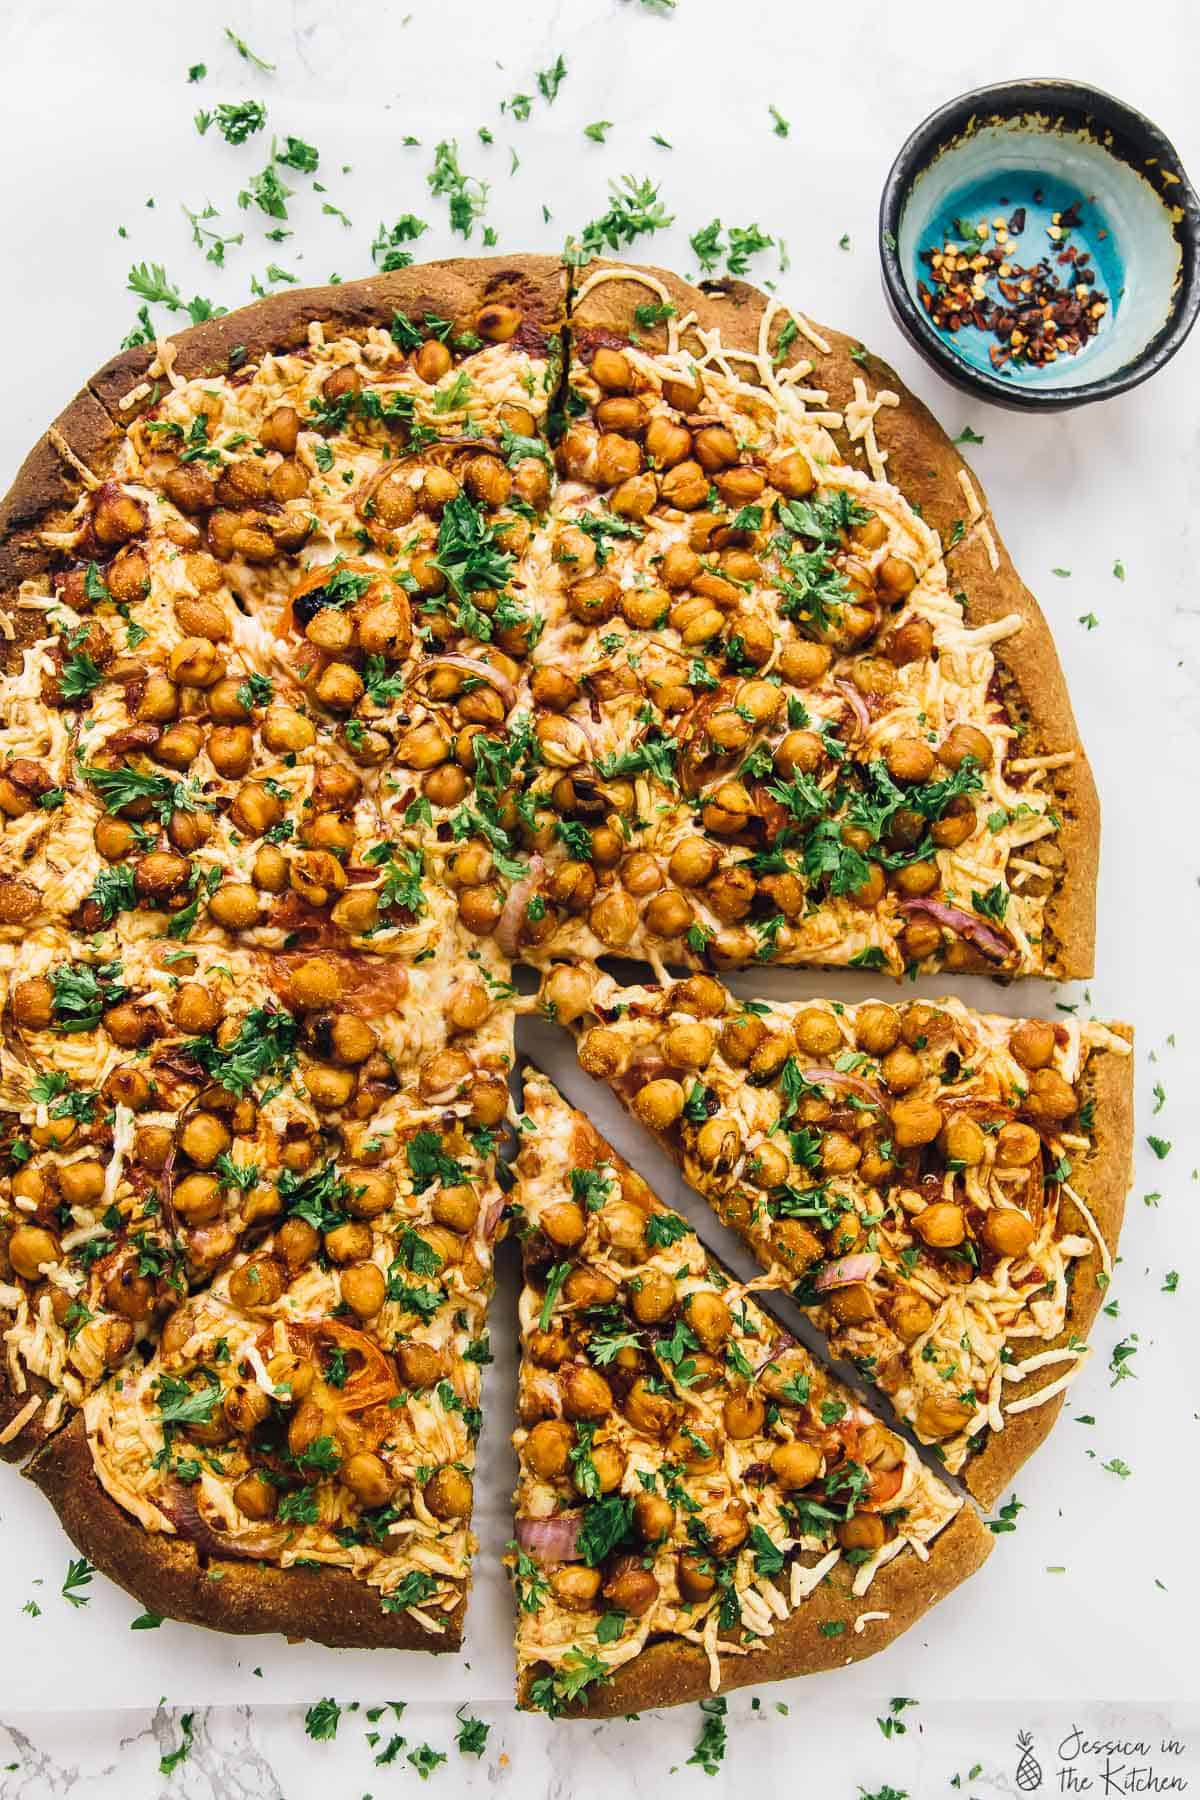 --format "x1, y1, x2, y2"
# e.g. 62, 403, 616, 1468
1015, 1731, 1044, 1791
